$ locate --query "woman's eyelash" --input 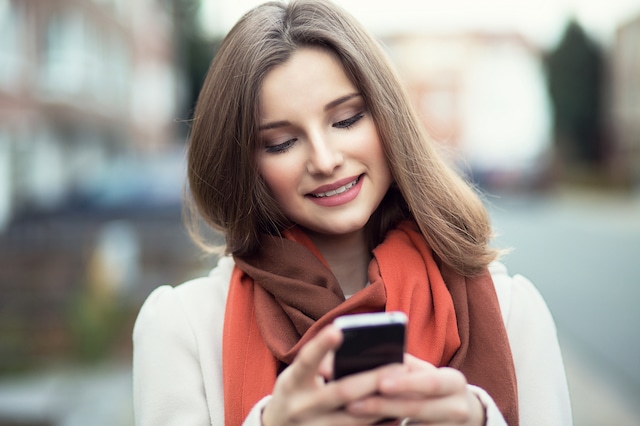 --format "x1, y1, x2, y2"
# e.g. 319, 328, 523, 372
265, 138, 297, 154
334, 112, 364, 129
264, 112, 364, 154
